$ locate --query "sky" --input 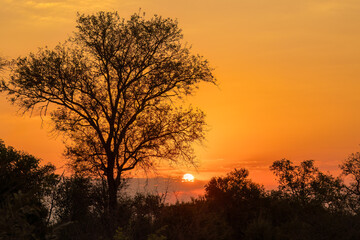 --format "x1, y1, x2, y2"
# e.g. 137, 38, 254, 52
1, 0, 360, 194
